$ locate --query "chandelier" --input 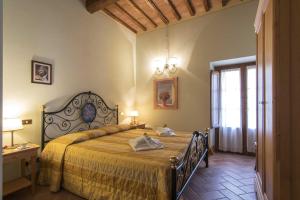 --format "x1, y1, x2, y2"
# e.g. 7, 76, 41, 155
154, 26, 178, 77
